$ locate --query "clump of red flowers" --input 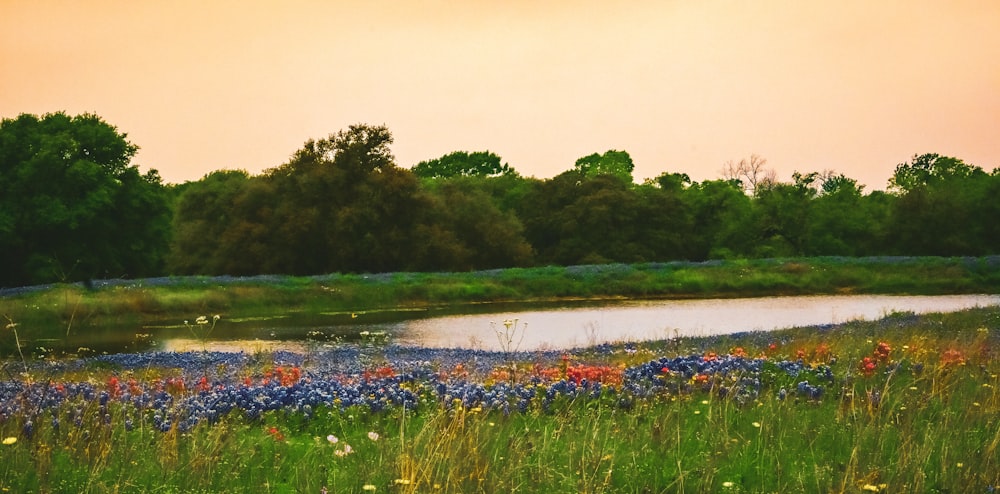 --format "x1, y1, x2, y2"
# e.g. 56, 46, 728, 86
439, 363, 469, 381
859, 341, 892, 377
274, 366, 302, 386
873, 341, 891, 363
165, 377, 186, 395
491, 360, 624, 385
362, 365, 396, 381
267, 427, 285, 441
940, 349, 965, 367
565, 364, 623, 386
107, 376, 121, 398
858, 356, 878, 376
